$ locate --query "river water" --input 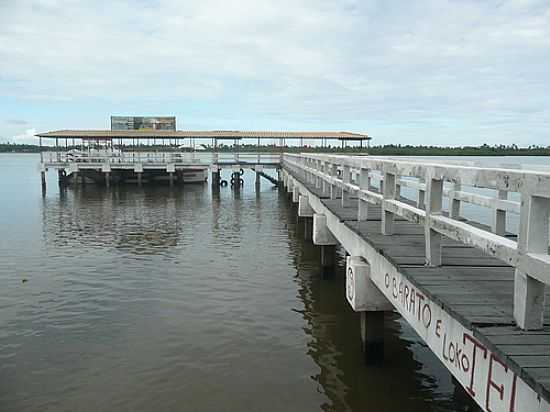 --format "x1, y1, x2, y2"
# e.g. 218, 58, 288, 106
1, 154, 548, 412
